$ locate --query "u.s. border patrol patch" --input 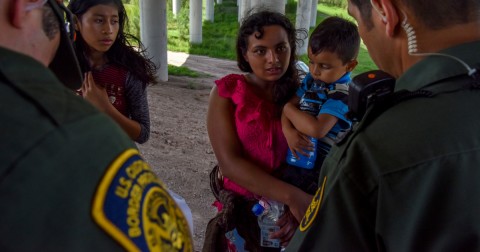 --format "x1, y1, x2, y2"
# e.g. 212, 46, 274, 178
92, 149, 193, 252
299, 176, 327, 232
